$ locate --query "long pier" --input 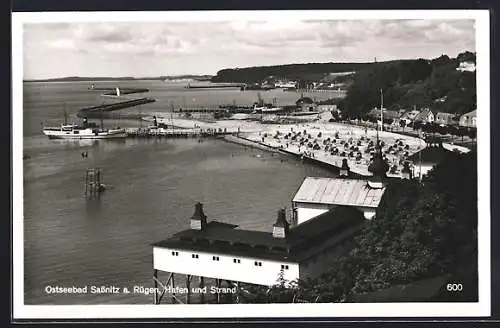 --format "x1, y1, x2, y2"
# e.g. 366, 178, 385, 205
89, 87, 150, 95
124, 127, 233, 138
185, 83, 245, 89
